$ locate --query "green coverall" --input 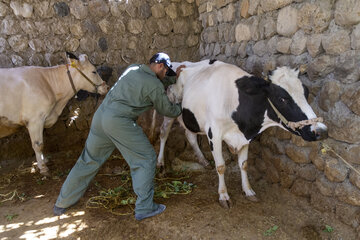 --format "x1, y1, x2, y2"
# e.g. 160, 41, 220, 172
55, 64, 181, 215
